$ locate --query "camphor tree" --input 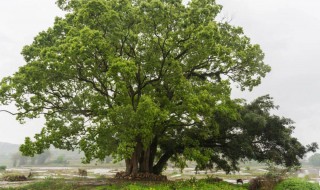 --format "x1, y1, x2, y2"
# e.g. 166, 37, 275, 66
0, 0, 316, 176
